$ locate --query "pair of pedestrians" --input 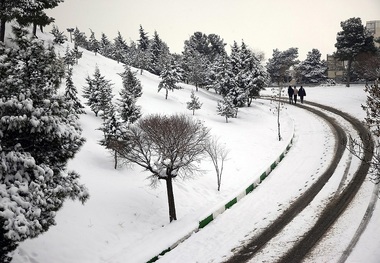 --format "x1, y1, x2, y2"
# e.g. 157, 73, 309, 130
288, 86, 306, 104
